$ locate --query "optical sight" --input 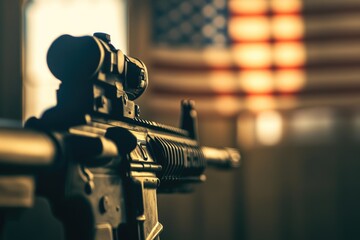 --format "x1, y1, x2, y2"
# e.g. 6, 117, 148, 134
47, 32, 148, 101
